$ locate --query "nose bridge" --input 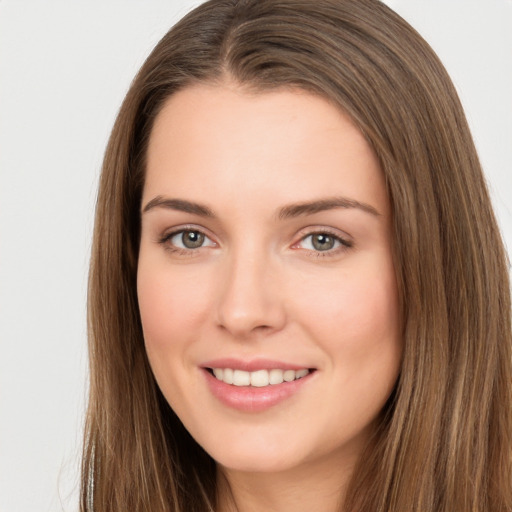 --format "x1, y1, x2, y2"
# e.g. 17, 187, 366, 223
215, 240, 286, 338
